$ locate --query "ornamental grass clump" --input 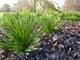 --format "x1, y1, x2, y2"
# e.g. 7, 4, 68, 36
0, 12, 42, 53
38, 13, 62, 34
60, 11, 80, 21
